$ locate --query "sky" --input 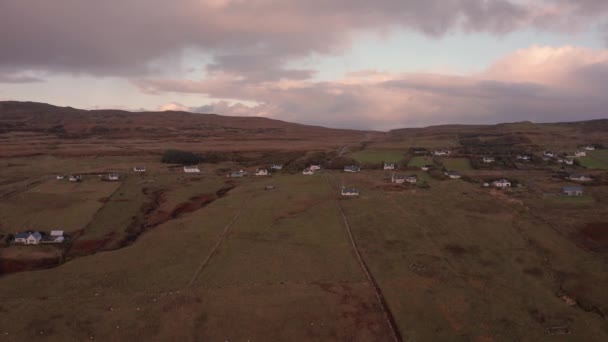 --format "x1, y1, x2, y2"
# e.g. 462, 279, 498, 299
1, 0, 608, 130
